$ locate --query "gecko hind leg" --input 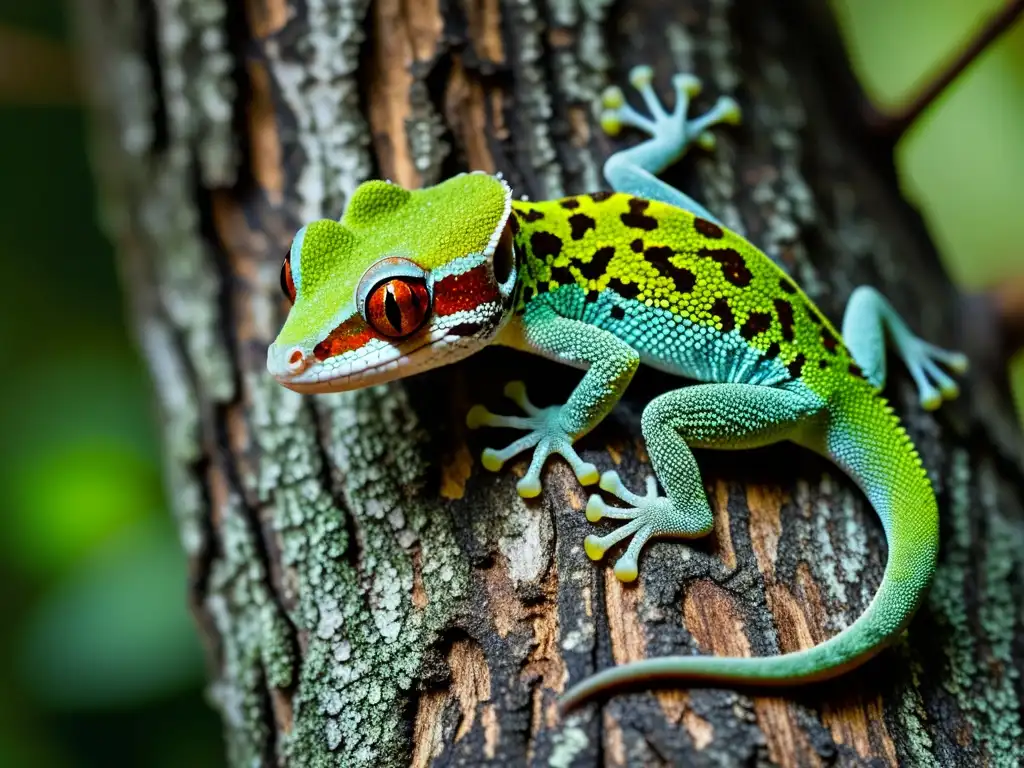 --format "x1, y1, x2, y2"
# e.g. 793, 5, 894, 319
600, 65, 740, 223
841, 286, 969, 410
585, 384, 823, 582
